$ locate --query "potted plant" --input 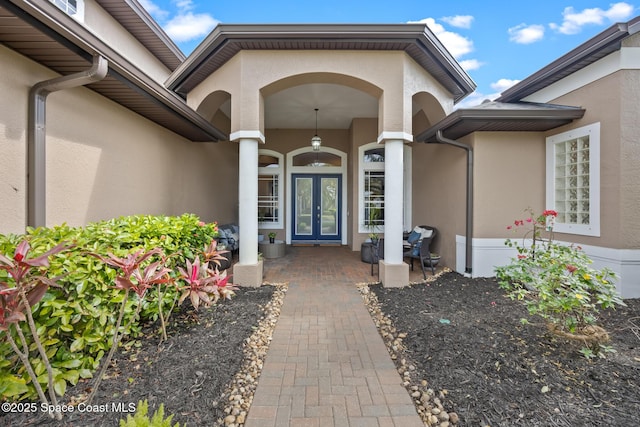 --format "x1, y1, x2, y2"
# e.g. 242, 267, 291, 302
424, 253, 440, 267
268, 232, 277, 244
